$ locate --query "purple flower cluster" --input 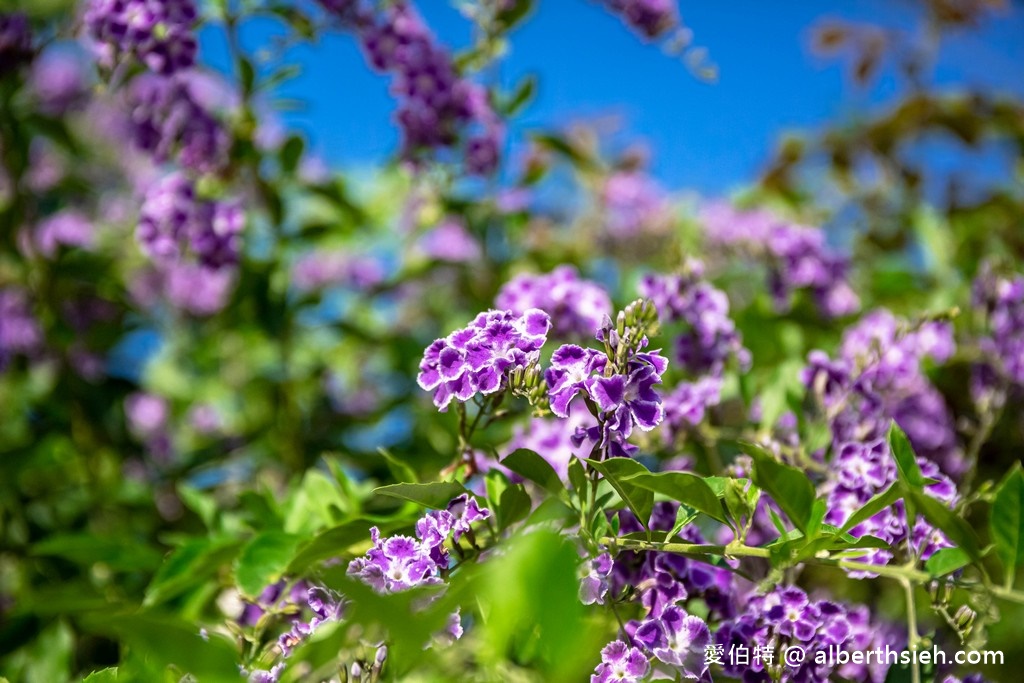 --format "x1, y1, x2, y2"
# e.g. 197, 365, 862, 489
84, 0, 198, 75
660, 375, 723, 443
318, 0, 503, 174
134, 174, 242, 315
599, 0, 680, 39
638, 261, 749, 377
821, 436, 958, 574
348, 494, 490, 593
804, 309, 963, 477
591, 640, 650, 683
0, 13, 32, 74
243, 583, 345, 683
0, 287, 42, 371
496, 266, 613, 339
700, 202, 859, 319
126, 74, 229, 174
417, 309, 551, 410
601, 170, 672, 238
138, 174, 239, 264
546, 341, 668, 442
972, 268, 1024, 387
714, 585, 901, 682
